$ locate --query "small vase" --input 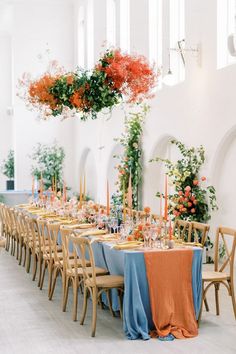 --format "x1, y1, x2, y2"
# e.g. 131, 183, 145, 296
168, 239, 175, 249
6, 180, 14, 190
